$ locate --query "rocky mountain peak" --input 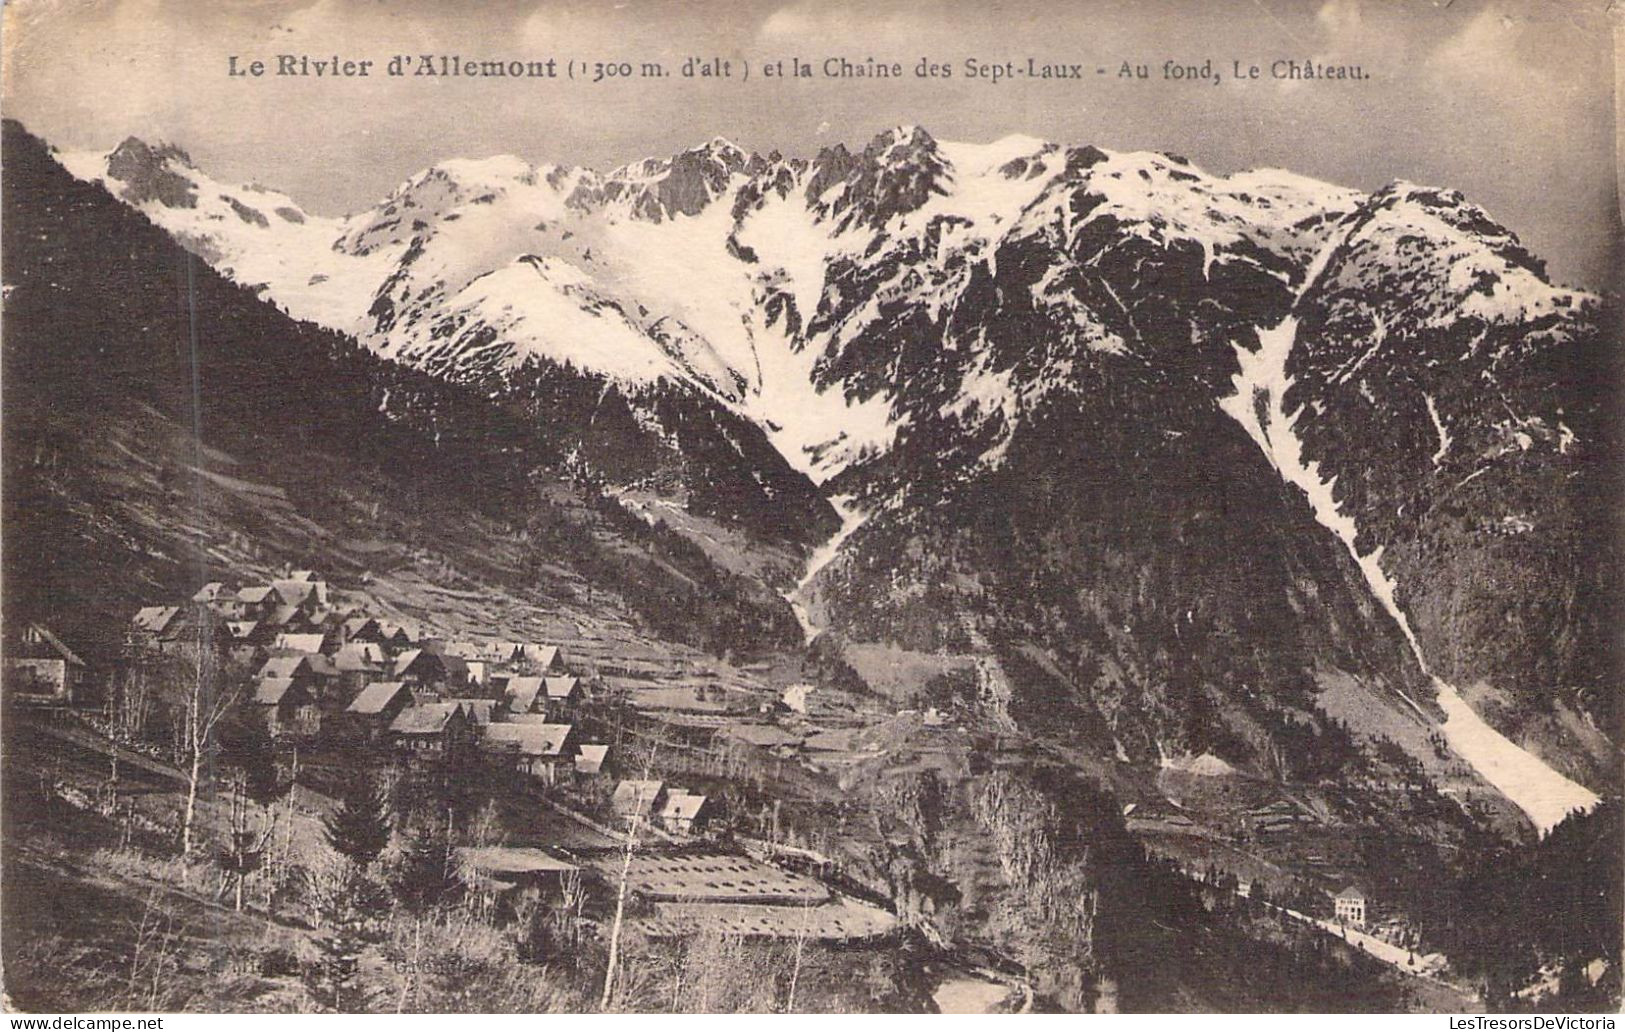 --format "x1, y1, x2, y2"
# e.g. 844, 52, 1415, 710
812, 124, 953, 231
564, 137, 753, 223
105, 136, 199, 208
